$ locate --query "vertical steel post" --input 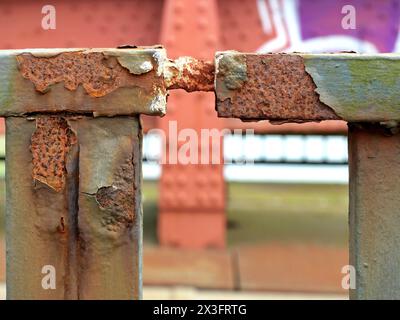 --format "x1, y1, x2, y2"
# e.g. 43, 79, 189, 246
1, 47, 168, 299
6, 115, 143, 299
6, 116, 75, 299
349, 123, 400, 299
214, 52, 400, 299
